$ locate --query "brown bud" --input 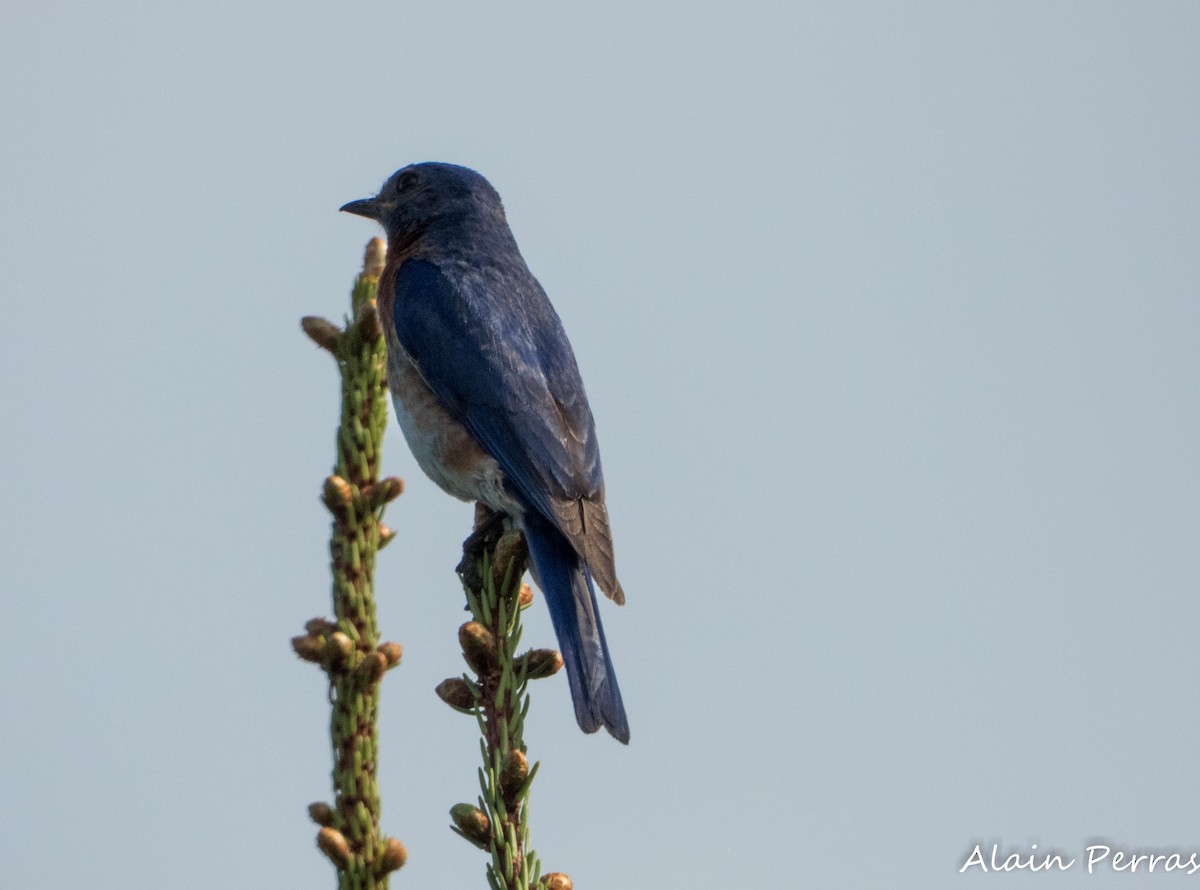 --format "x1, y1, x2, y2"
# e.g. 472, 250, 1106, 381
449, 803, 490, 849
378, 836, 407, 874
363, 237, 386, 278
435, 678, 478, 711
499, 749, 529, 806
324, 632, 354, 666
369, 476, 404, 506
291, 635, 323, 663
491, 530, 529, 587
377, 641, 403, 667
377, 524, 396, 549
541, 873, 573, 890
518, 648, 564, 680
305, 617, 336, 636
459, 622, 497, 676
518, 583, 534, 609
357, 299, 382, 341
321, 475, 354, 514
301, 316, 343, 353
316, 826, 351, 868
307, 802, 335, 826
357, 650, 388, 684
